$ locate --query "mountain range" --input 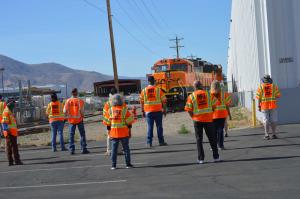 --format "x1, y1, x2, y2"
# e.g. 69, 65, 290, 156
0, 54, 126, 91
